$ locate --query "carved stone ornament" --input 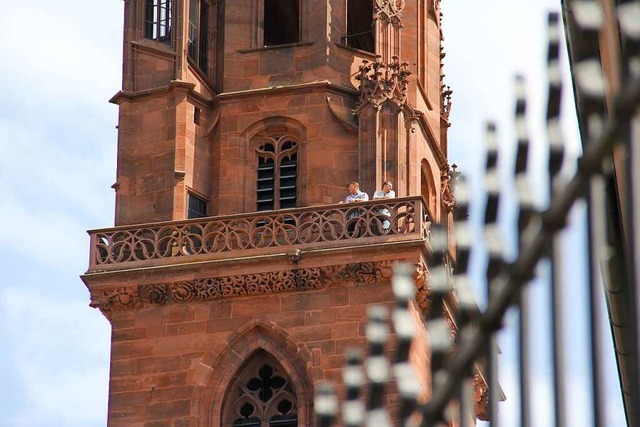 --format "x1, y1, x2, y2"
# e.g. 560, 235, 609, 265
441, 84, 453, 123
374, 0, 406, 26
354, 55, 412, 112
413, 261, 430, 313
92, 260, 410, 319
441, 172, 456, 213
473, 373, 490, 421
